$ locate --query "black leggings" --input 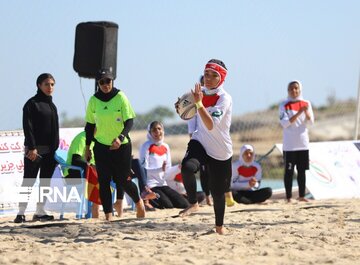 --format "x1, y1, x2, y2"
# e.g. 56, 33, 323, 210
150, 186, 189, 209
199, 165, 210, 196
93, 141, 140, 214
182, 140, 232, 226
18, 152, 57, 210
232, 188, 272, 204
283, 150, 309, 199
115, 158, 148, 200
